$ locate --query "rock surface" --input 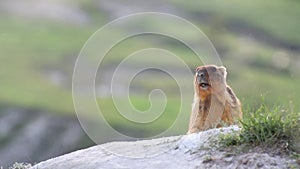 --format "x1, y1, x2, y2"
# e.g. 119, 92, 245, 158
30, 126, 299, 169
